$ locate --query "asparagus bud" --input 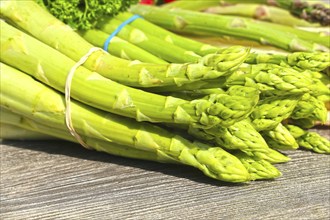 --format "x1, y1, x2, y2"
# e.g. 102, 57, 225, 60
261, 123, 299, 150
234, 152, 282, 180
